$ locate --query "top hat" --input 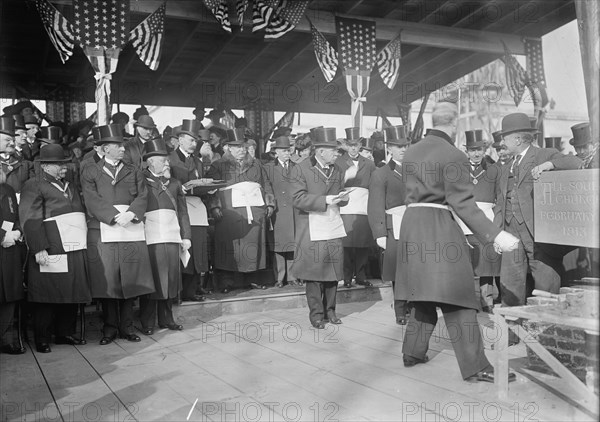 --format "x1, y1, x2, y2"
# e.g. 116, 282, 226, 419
464, 130, 485, 149
345, 127, 362, 143
24, 114, 39, 126
309, 126, 323, 138
273, 126, 292, 138
13, 114, 26, 130
529, 117, 538, 129
143, 137, 168, 159
178, 119, 202, 139
384, 125, 410, 147
544, 137, 562, 150
38, 126, 63, 144
272, 136, 291, 149
134, 115, 156, 129
491, 130, 503, 148
92, 124, 124, 145
569, 122, 591, 147
36, 144, 70, 162
0, 116, 15, 136
500, 113, 539, 136
198, 129, 211, 141
226, 128, 246, 145
312, 127, 337, 148
361, 137, 377, 151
